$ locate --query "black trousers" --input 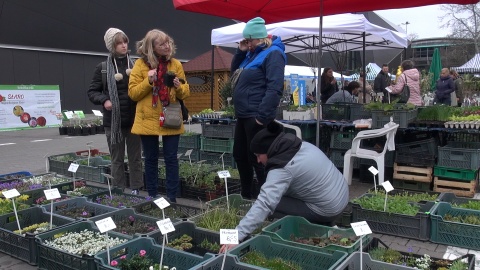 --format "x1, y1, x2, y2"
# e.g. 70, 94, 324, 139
272, 196, 339, 226
233, 117, 265, 199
